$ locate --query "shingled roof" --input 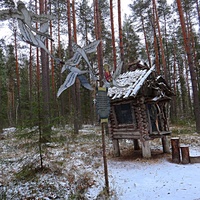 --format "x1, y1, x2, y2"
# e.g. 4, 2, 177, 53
108, 66, 155, 100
